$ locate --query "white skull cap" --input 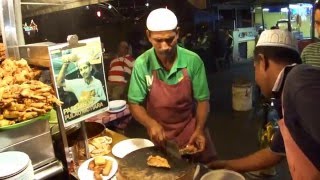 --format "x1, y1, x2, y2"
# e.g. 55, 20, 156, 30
146, 8, 178, 31
256, 29, 298, 52
77, 54, 90, 66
